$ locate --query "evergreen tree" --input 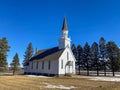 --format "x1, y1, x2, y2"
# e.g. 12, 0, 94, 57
106, 41, 120, 76
77, 45, 83, 75
10, 53, 20, 75
83, 42, 91, 76
99, 37, 107, 76
71, 44, 77, 59
23, 42, 34, 66
0, 37, 10, 71
91, 42, 99, 76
